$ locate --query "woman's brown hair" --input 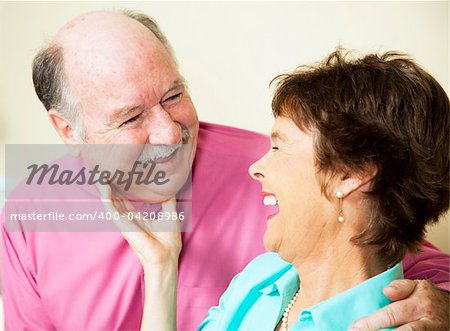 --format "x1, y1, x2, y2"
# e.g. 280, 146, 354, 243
272, 49, 449, 266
